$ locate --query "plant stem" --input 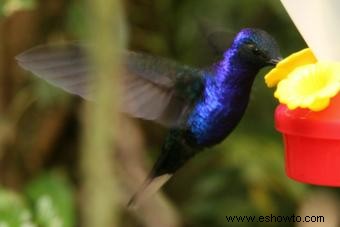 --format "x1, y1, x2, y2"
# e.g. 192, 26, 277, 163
81, 0, 126, 226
